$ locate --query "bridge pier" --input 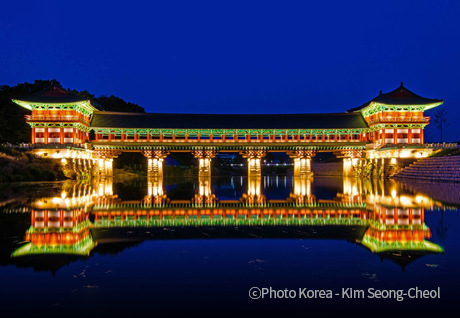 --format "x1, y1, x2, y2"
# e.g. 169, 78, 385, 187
93, 149, 122, 179
288, 149, 316, 177
240, 148, 267, 177
333, 149, 364, 177
142, 148, 170, 178
192, 147, 218, 177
